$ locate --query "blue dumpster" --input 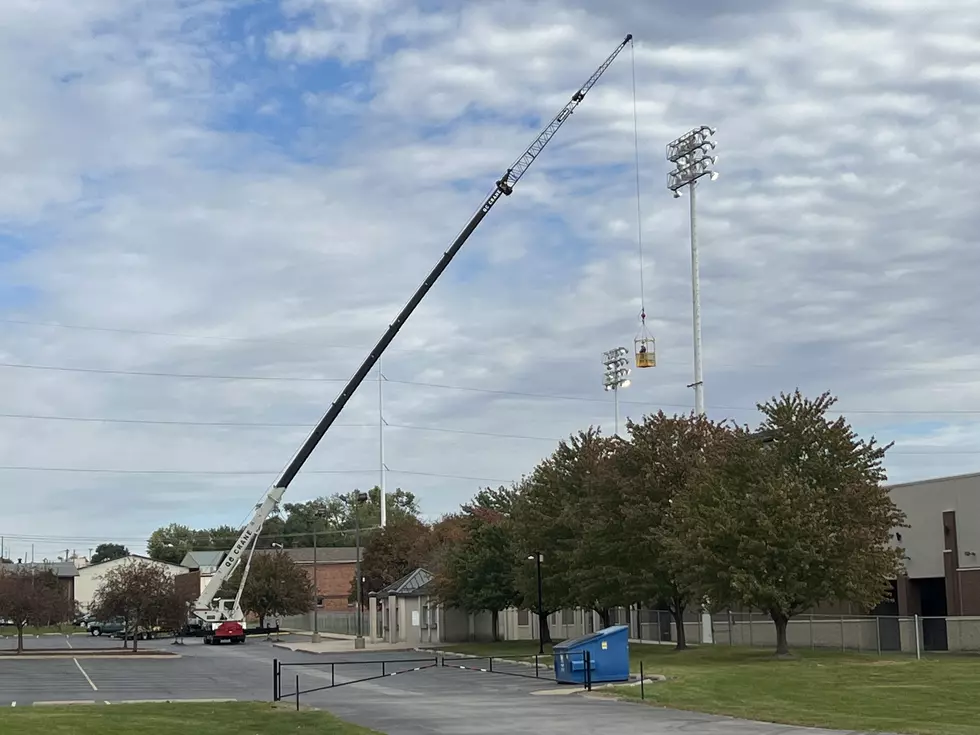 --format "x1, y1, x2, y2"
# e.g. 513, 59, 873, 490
553, 624, 630, 685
